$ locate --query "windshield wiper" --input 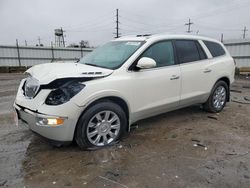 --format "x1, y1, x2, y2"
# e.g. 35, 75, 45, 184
84, 63, 100, 67
84, 63, 111, 70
